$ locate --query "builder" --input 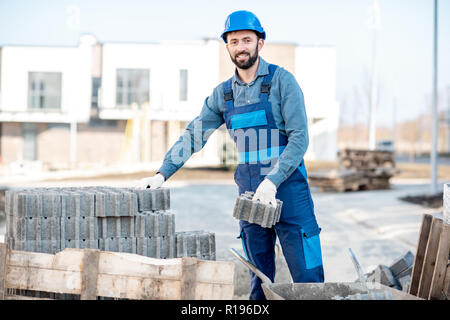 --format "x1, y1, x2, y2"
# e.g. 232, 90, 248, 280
137, 10, 324, 299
